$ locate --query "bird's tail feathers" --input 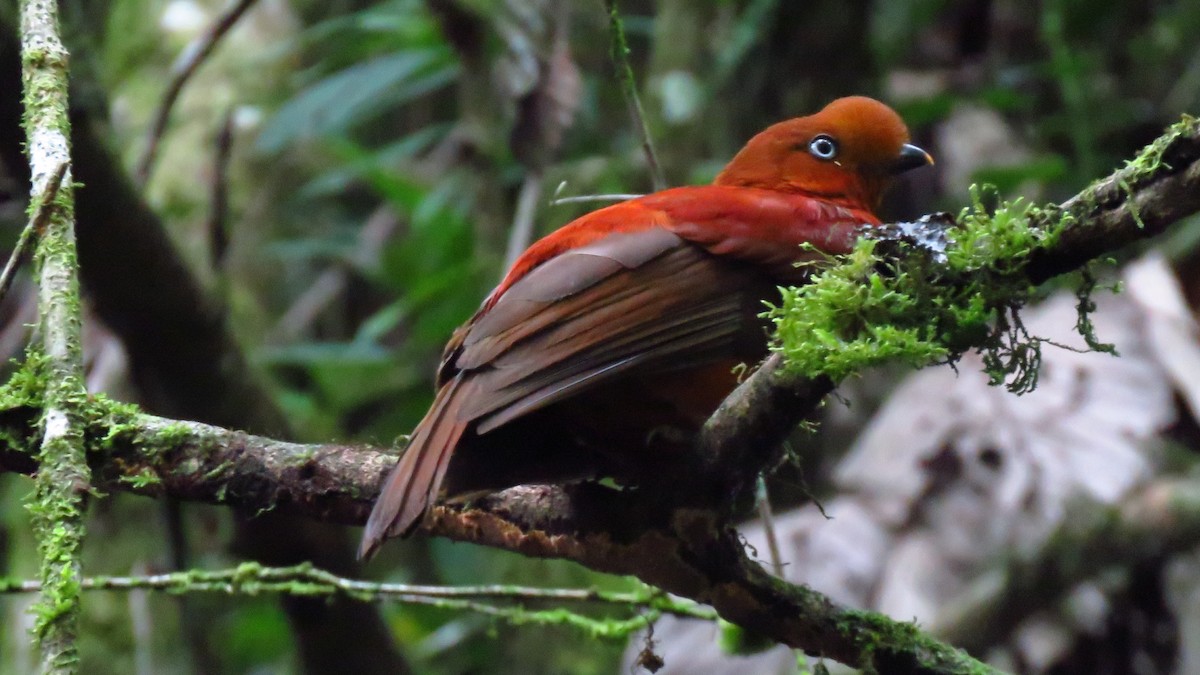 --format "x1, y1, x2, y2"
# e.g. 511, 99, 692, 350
358, 376, 470, 559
